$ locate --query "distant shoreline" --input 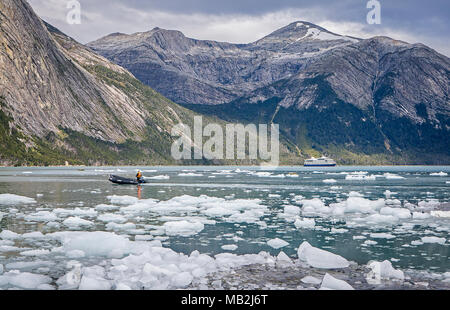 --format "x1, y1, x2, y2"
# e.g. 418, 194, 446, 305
1, 164, 450, 168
